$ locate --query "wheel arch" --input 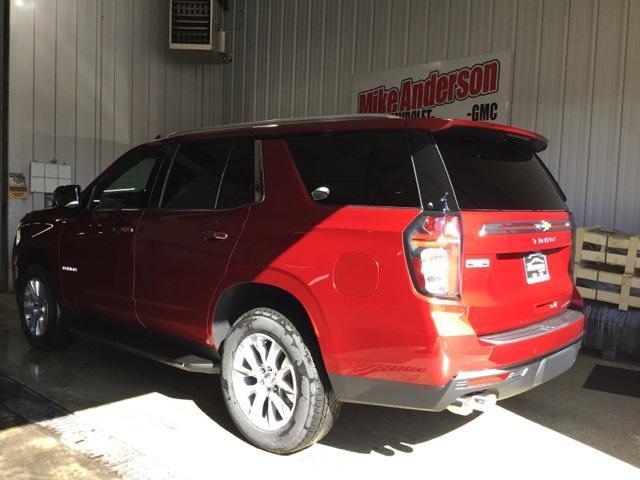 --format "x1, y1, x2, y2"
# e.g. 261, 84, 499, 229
15, 247, 53, 288
17, 246, 48, 270
14, 242, 70, 317
212, 282, 332, 376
